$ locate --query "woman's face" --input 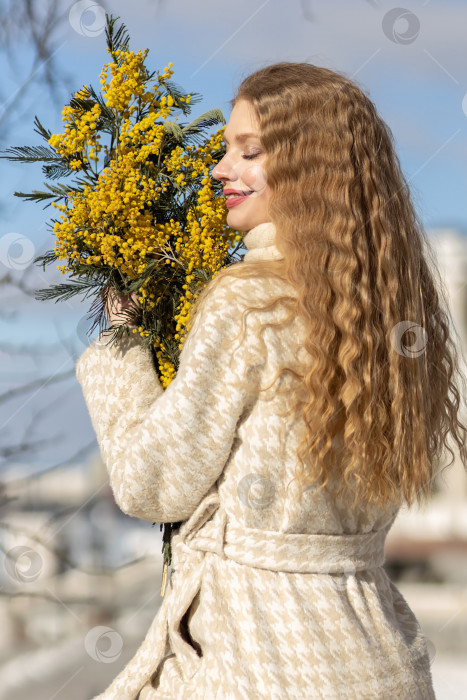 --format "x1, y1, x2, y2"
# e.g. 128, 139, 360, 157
212, 99, 271, 232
